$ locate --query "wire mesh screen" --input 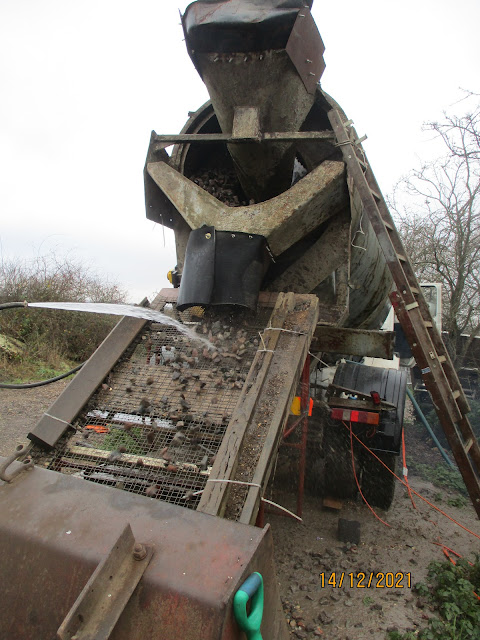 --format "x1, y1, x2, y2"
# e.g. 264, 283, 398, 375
31, 304, 273, 510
